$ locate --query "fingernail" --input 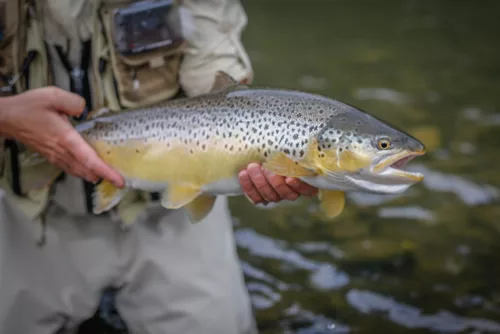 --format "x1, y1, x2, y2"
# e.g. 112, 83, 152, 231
247, 162, 260, 170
